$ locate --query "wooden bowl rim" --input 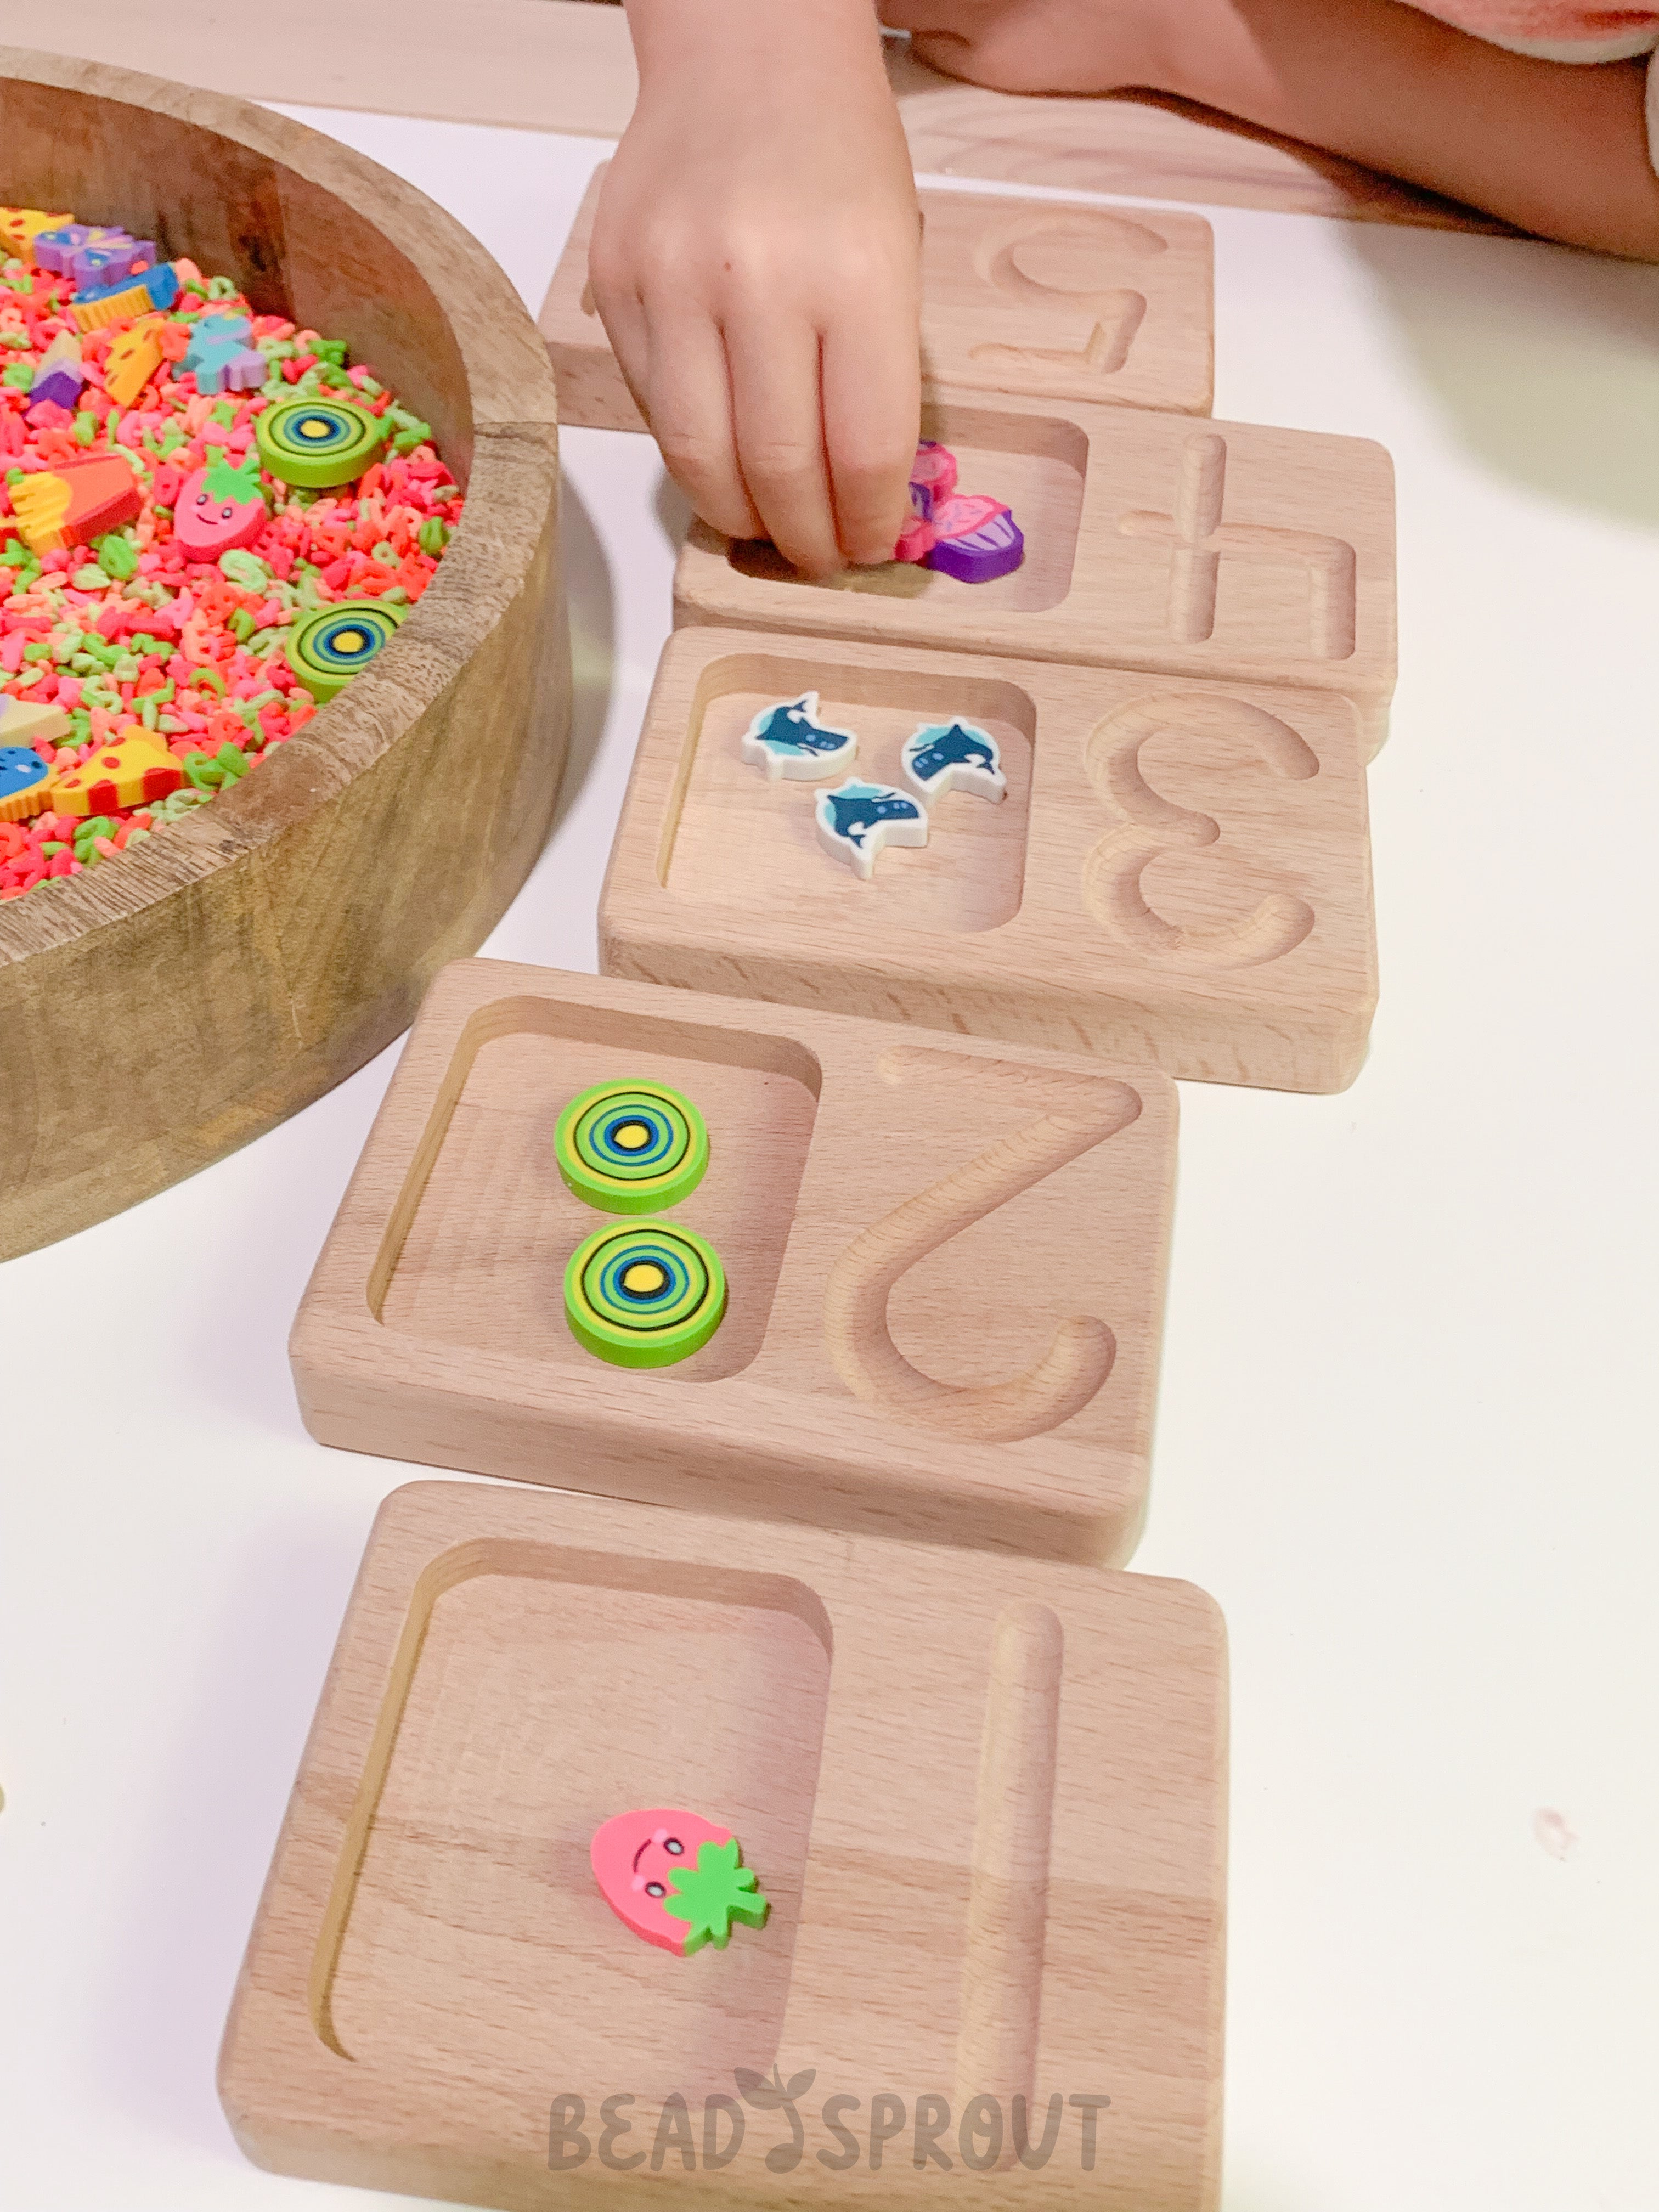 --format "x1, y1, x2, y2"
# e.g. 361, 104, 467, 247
0, 47, 561, 969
